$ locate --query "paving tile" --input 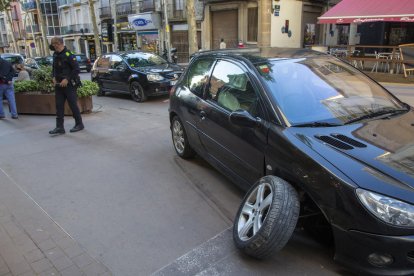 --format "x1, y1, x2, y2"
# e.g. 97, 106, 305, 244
62, 244, 83, 259
38, 239, 57, 252
18, 271, 37, 276
24, 248, 45, 263
82, 262, 107, 276
13, 235, 38, 254
44, 247, 66, 261
2, 221, 24, 238
30, 258, 53, 274
28, 229, 50, 244
53, 237, 76, 250
7, 260, 32, 275
60, 265, 84, 276
71, 253, 94, 269
50, 256, 73, 271
38, 267, 60, 276
98, 271, 112, 276
0, 263, 10, 276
